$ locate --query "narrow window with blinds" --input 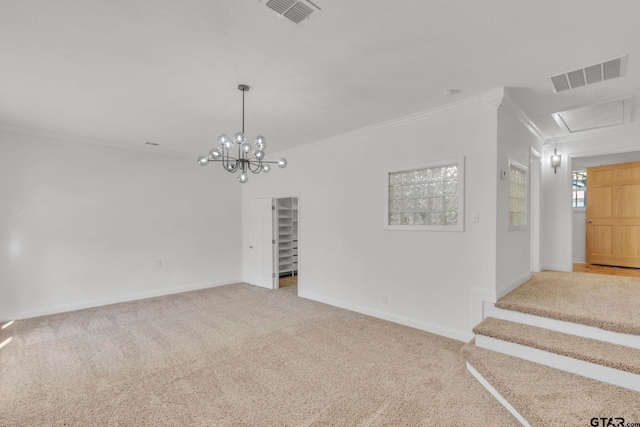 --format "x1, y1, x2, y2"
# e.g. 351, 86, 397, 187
508, 159, 527, 230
